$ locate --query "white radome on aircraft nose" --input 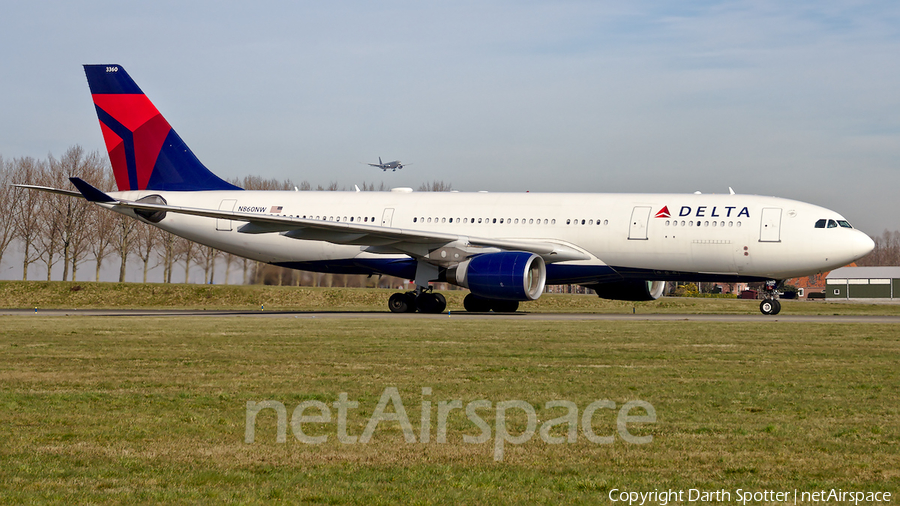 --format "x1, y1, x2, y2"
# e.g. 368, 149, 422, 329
861, 232, 875, 255
852, 230, 875, 259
